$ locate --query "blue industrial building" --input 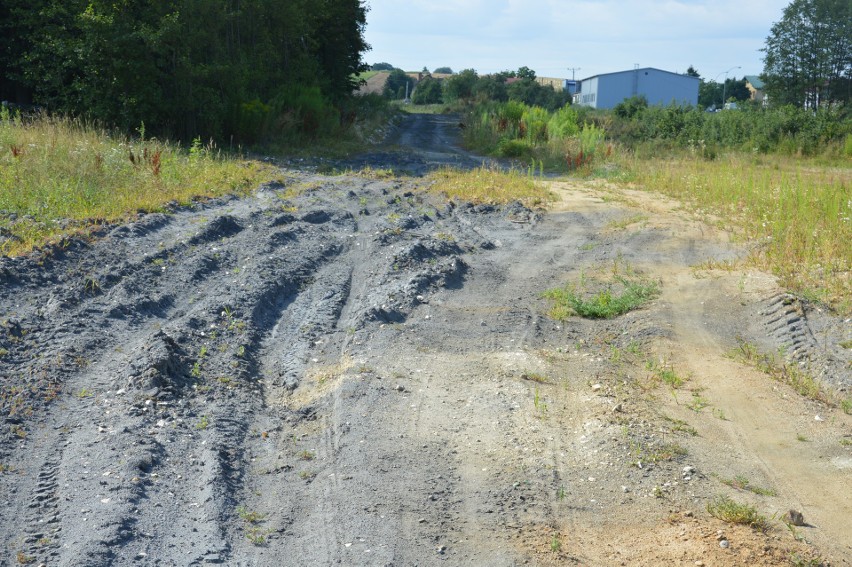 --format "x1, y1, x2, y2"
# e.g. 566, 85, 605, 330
574, 67, 699, 109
